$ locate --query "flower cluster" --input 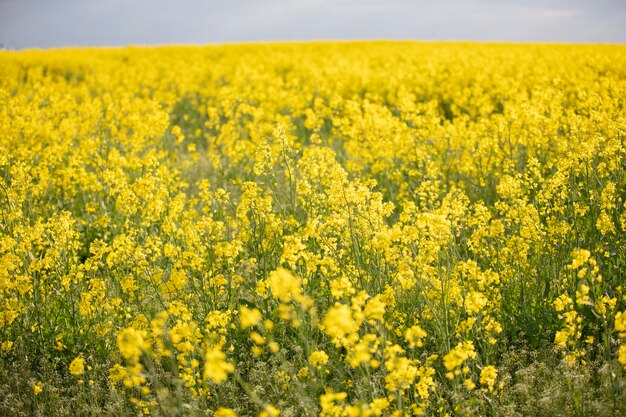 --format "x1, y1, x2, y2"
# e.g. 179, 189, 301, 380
1, 41, 625, 416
